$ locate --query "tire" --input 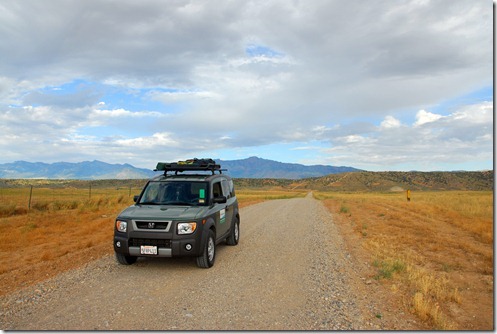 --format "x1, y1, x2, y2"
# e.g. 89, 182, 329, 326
226, 217, 239, 246
115, 252, 137, 265
196, 230, 216, 268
